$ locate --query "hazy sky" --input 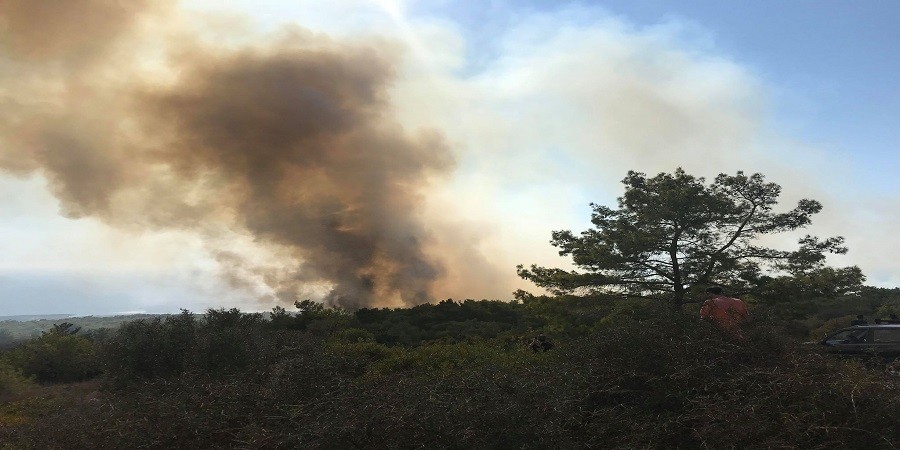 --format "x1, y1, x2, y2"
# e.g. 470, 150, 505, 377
1, 0, 898, 315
